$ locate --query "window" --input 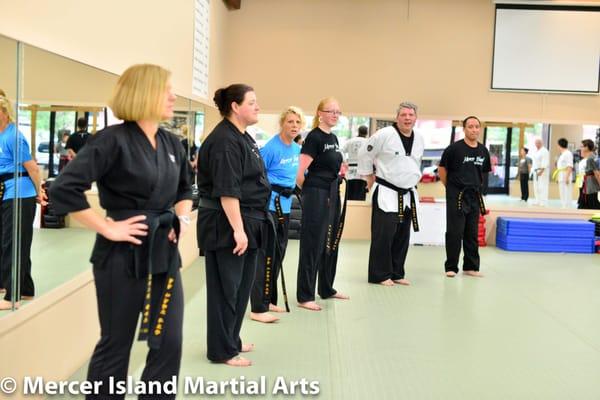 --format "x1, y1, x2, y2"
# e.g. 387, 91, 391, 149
194, 112, 204, 147
416, 120, 452, 150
